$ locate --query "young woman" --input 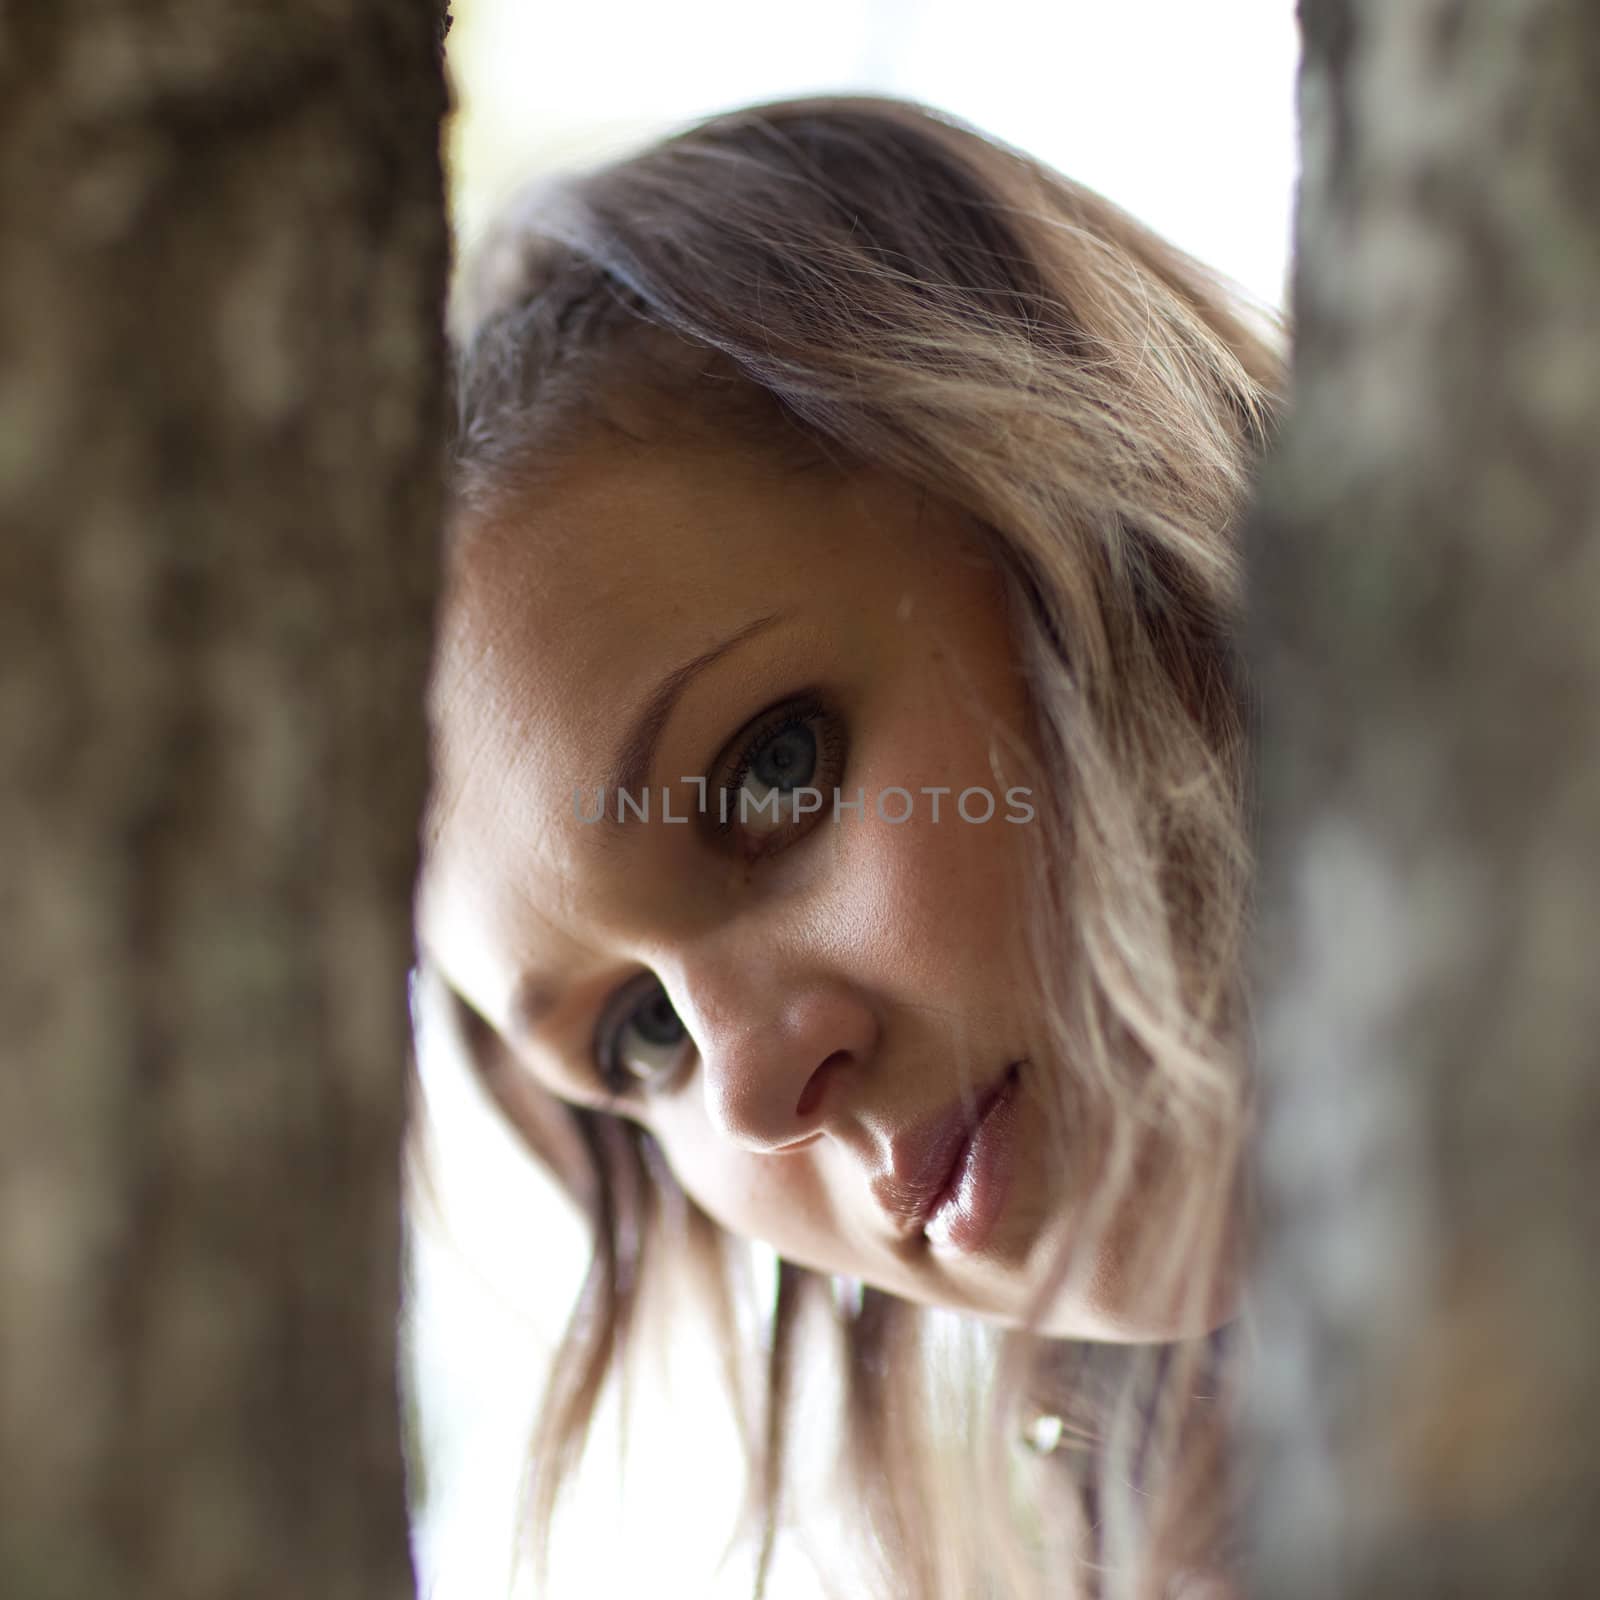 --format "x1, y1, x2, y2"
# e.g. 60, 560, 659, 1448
415, 94, 1285, 1599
